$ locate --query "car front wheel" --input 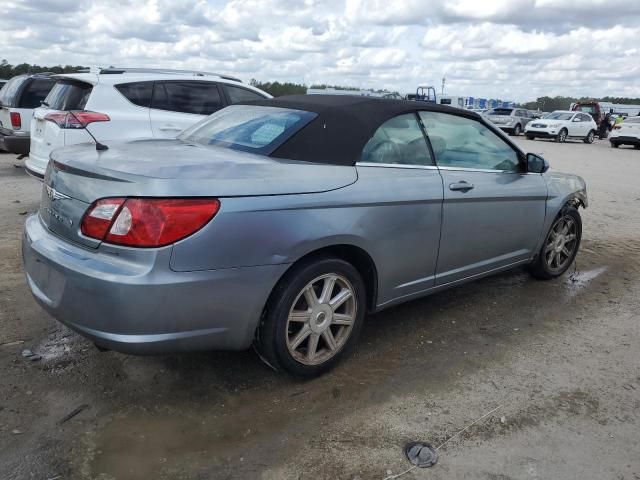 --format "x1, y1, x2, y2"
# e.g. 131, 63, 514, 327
529, 206, 582, 280
255, 256, 366, 377
555, 128, 568, 143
